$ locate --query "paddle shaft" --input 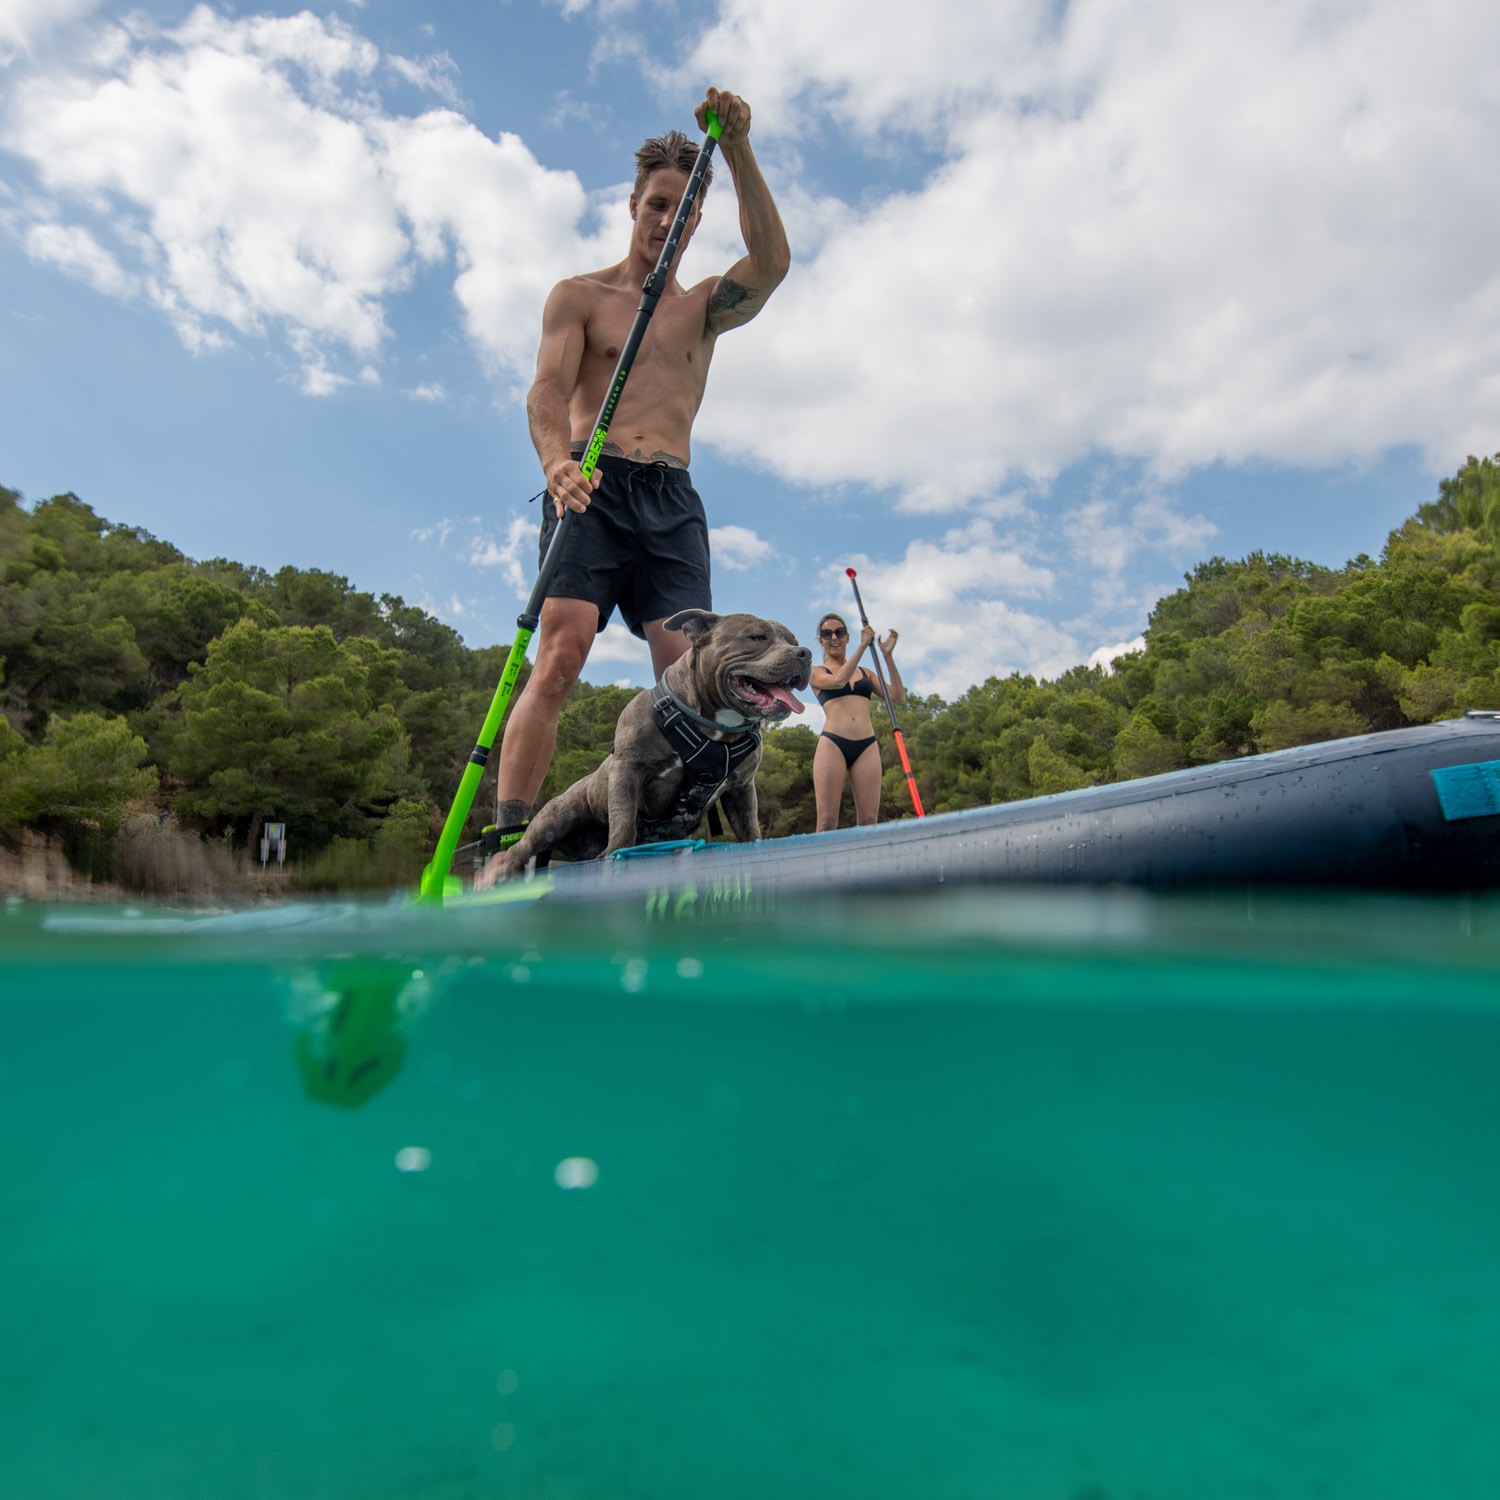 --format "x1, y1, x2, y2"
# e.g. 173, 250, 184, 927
846, 568, 925, 817
419, 113, 723, 901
